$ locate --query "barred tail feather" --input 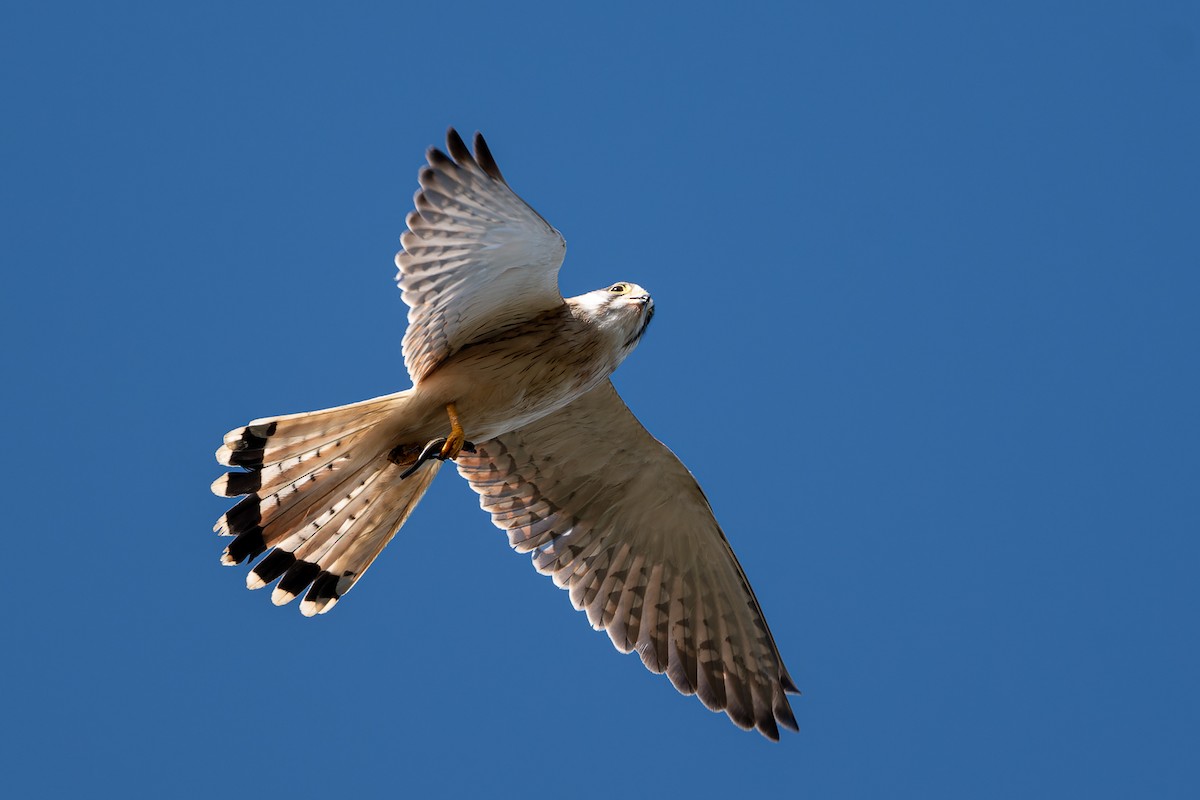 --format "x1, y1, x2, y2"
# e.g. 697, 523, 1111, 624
296, 460, 440, 616
215, 392, 406, 472
212, 391, 437, 614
